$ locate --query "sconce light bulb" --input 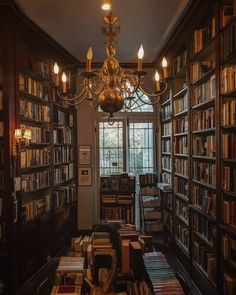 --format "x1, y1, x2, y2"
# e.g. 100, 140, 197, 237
162, 57, 168, 68
155, 71, 160, 81
62, 72, 67, 83
53, 62, 59, 74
